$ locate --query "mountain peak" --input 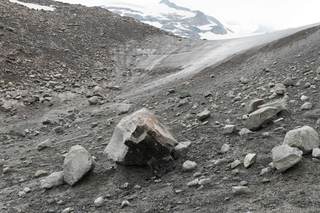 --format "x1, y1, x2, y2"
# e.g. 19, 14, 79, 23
104, 0, 231, 39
